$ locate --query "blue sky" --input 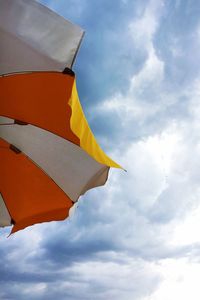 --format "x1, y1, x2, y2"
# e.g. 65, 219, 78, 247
1, 0, 200, 299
